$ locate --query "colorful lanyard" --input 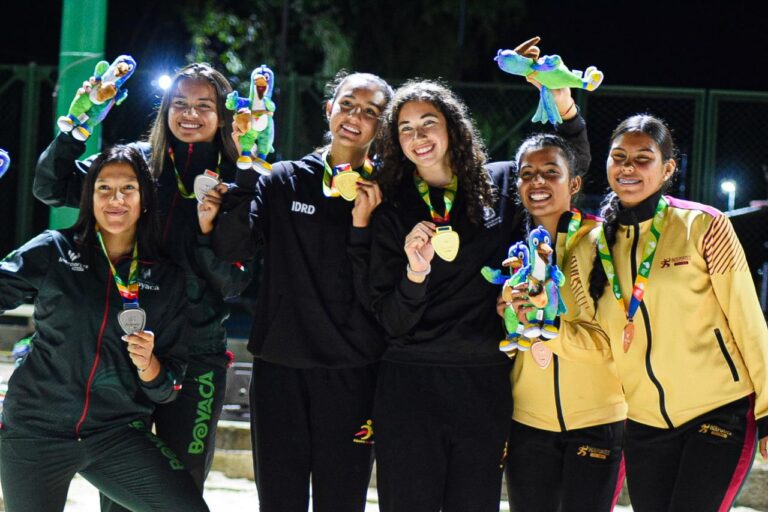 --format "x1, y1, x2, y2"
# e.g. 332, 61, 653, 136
321, 150, 374, 198
168, 146, 221, 200
562, 208, 582, 260
596, 196, 668, 350
413, 172, 458, 224
96, 230, 140, 305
